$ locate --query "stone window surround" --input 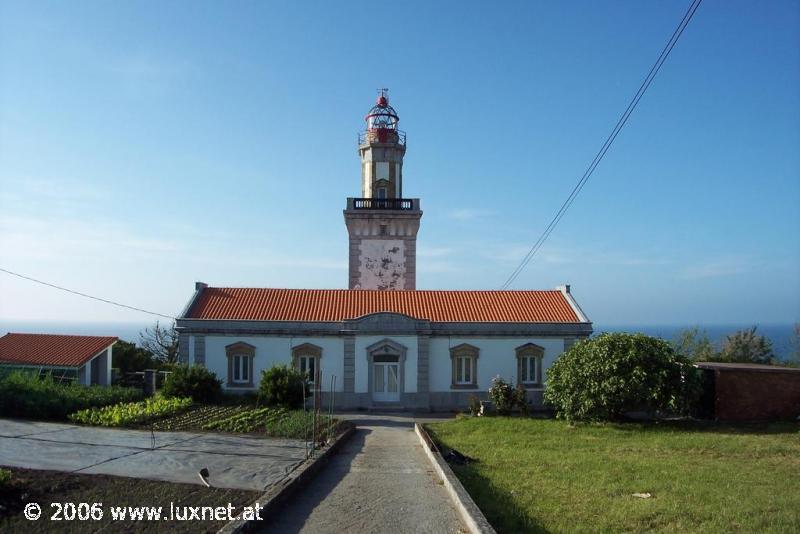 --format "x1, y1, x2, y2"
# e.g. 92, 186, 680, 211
516, 342, 545, 386
225, 341, 255, 388
291, 342, 323, 384
450, 343, 479, 390
366, 338, 407, 403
